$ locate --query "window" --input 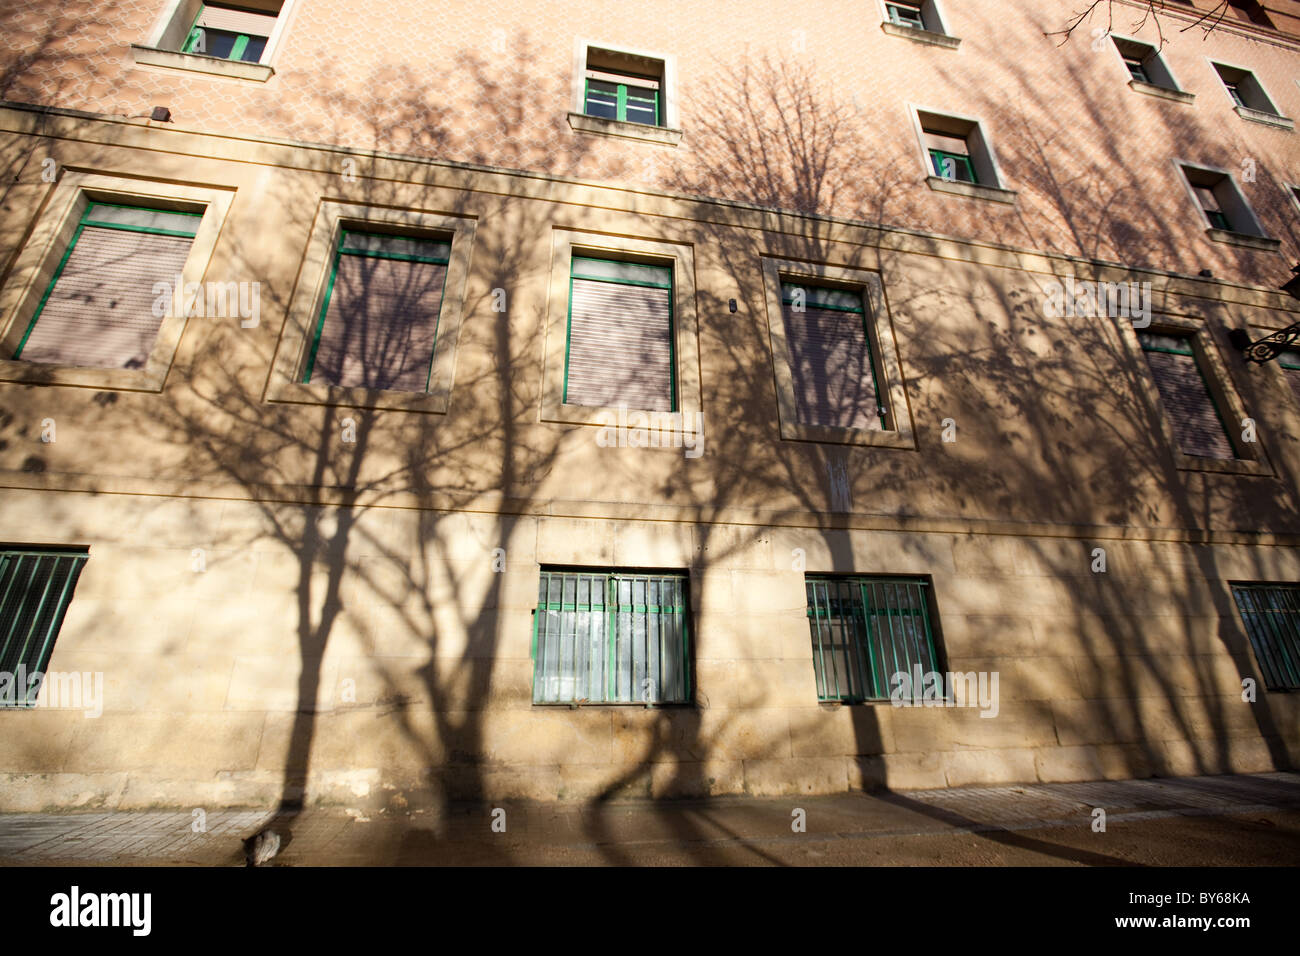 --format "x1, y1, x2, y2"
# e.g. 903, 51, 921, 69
532, 569, 691, 705
0, 549, 88, 708
805, 576, 941, 703
301, 230, 451, 392
760, 257, 915, 448
564, 255, 675, 412
1178, 164, 1270, 239
923, 128, 976, 184
912, 109, 1014, 201
1210, 62, 1291, 125
879, 0, 958, 44
132, 0, 290, 80
1278, 349, 1300, 403
0, 172, 233, 392
1137, 331, 1236, 460
1122, 52, 1150, 83
584, 69, 660, 126
1192, 184, 1231, 231
1230, 584, 1300, 691
779, 282, 885, 430
1225, 1, 1275, 29
181, 3, 277, 62
13, 202, 201, 370
886, 1, 926, 28
266, 202, 476, 414
568, 43, 680, 143
1113, 37, 1185, 95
